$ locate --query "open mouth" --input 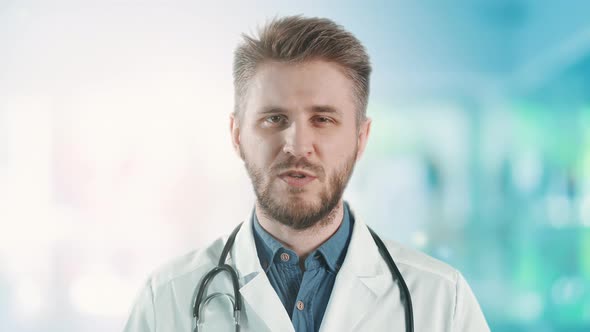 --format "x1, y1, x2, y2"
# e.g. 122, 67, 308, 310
286, 172, 307, 178
279, 170, 317, 187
